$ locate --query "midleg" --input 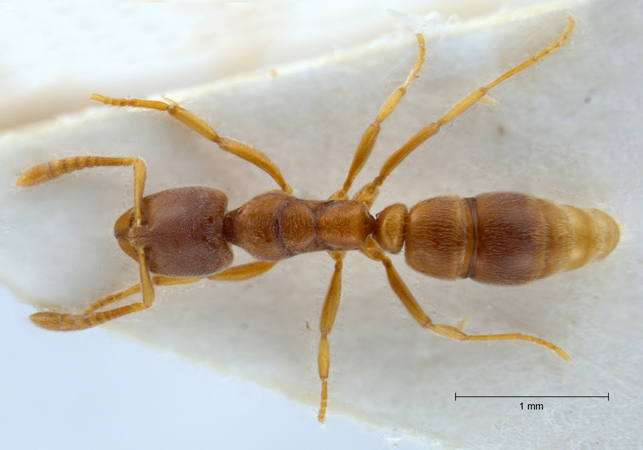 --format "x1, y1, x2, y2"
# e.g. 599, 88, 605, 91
331, 34, 426, 200
317, 251, 345, 423
91, 94, 292, 193
355, 18, 575, 207
208, 261, 277, 281
359, 238, 570, 361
